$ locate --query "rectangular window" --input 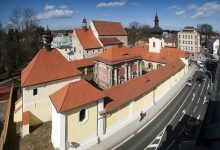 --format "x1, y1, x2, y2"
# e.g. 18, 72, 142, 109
33, 88, 38, 96
183, 35, 184, 39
